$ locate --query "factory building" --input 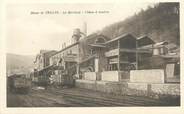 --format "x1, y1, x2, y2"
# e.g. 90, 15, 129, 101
78, 33, 180, 83
32, 28, 180, 86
